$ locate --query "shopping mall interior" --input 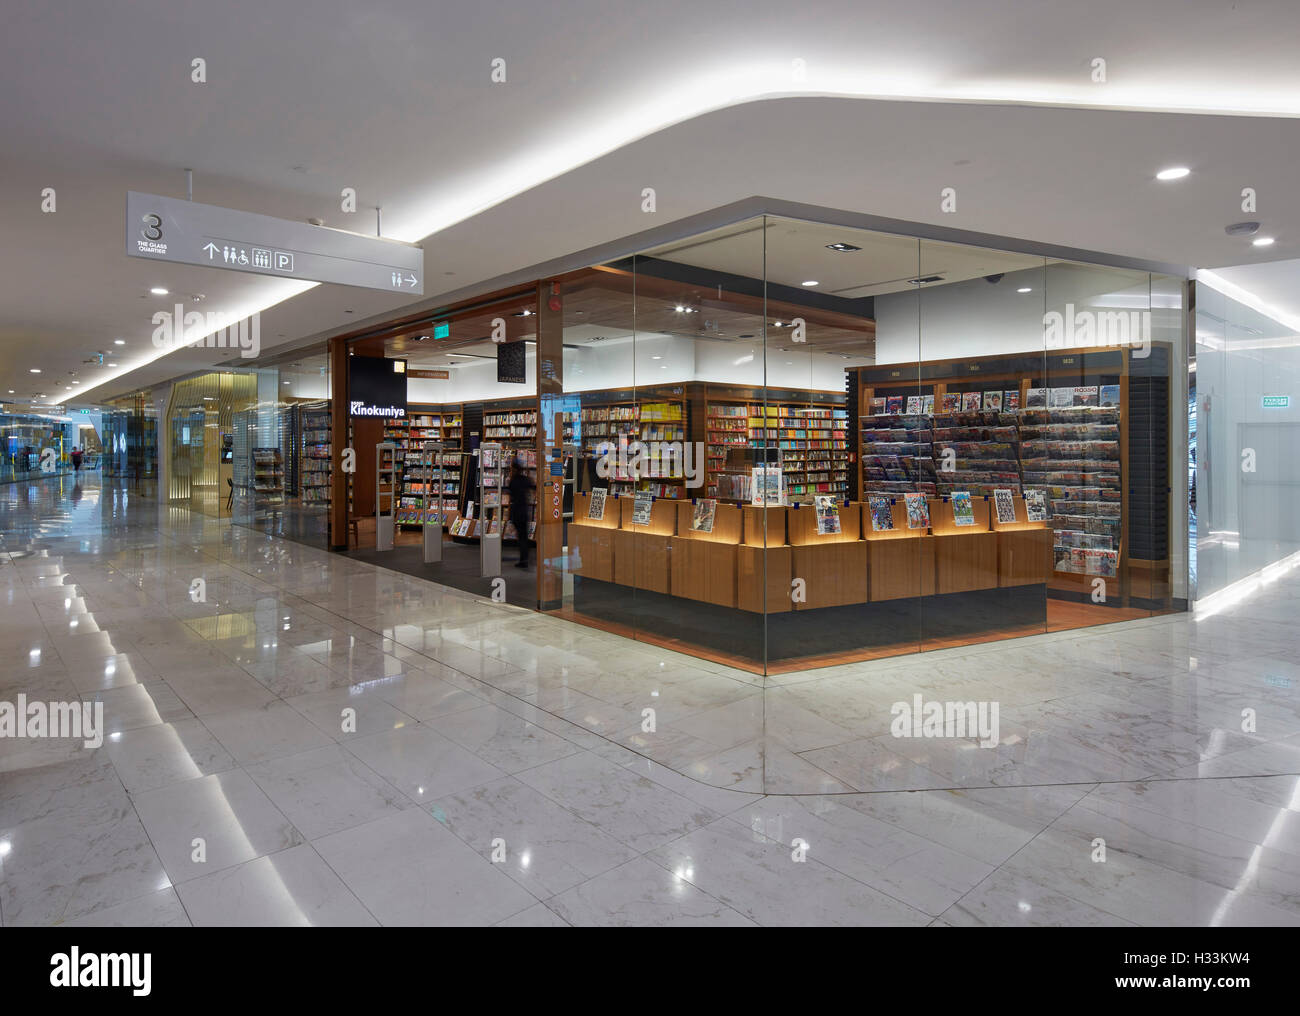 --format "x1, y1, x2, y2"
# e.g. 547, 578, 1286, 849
2, 1, 1299, 944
